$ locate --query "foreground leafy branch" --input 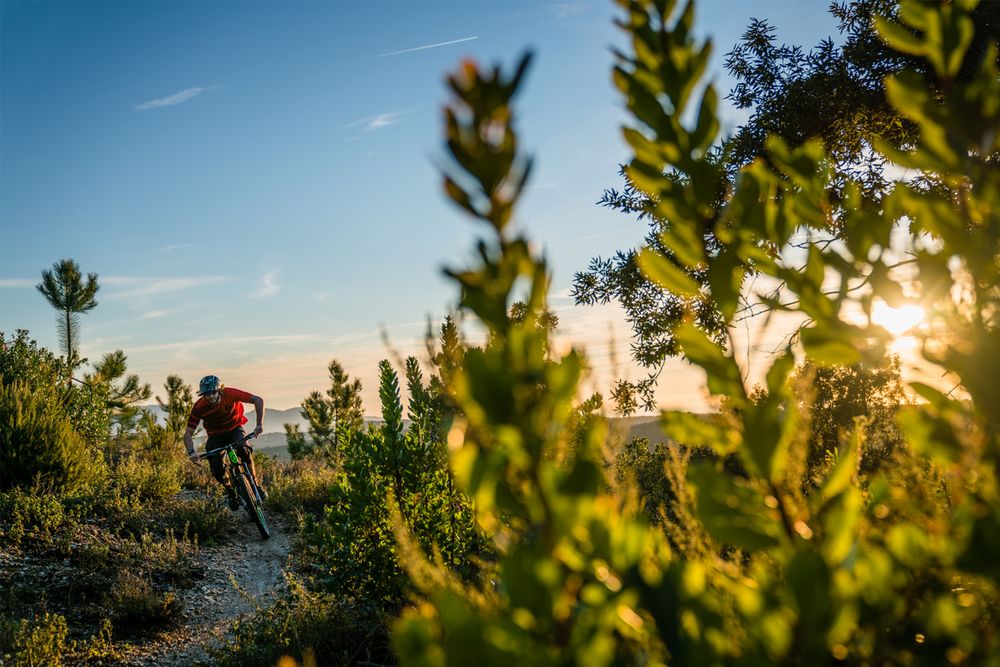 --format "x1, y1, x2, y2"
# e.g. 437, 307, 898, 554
393, 0, 1000, 665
